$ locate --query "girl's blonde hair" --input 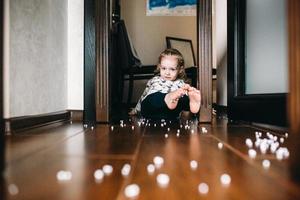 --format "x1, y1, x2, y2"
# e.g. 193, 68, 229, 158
155, 48, 187, 80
